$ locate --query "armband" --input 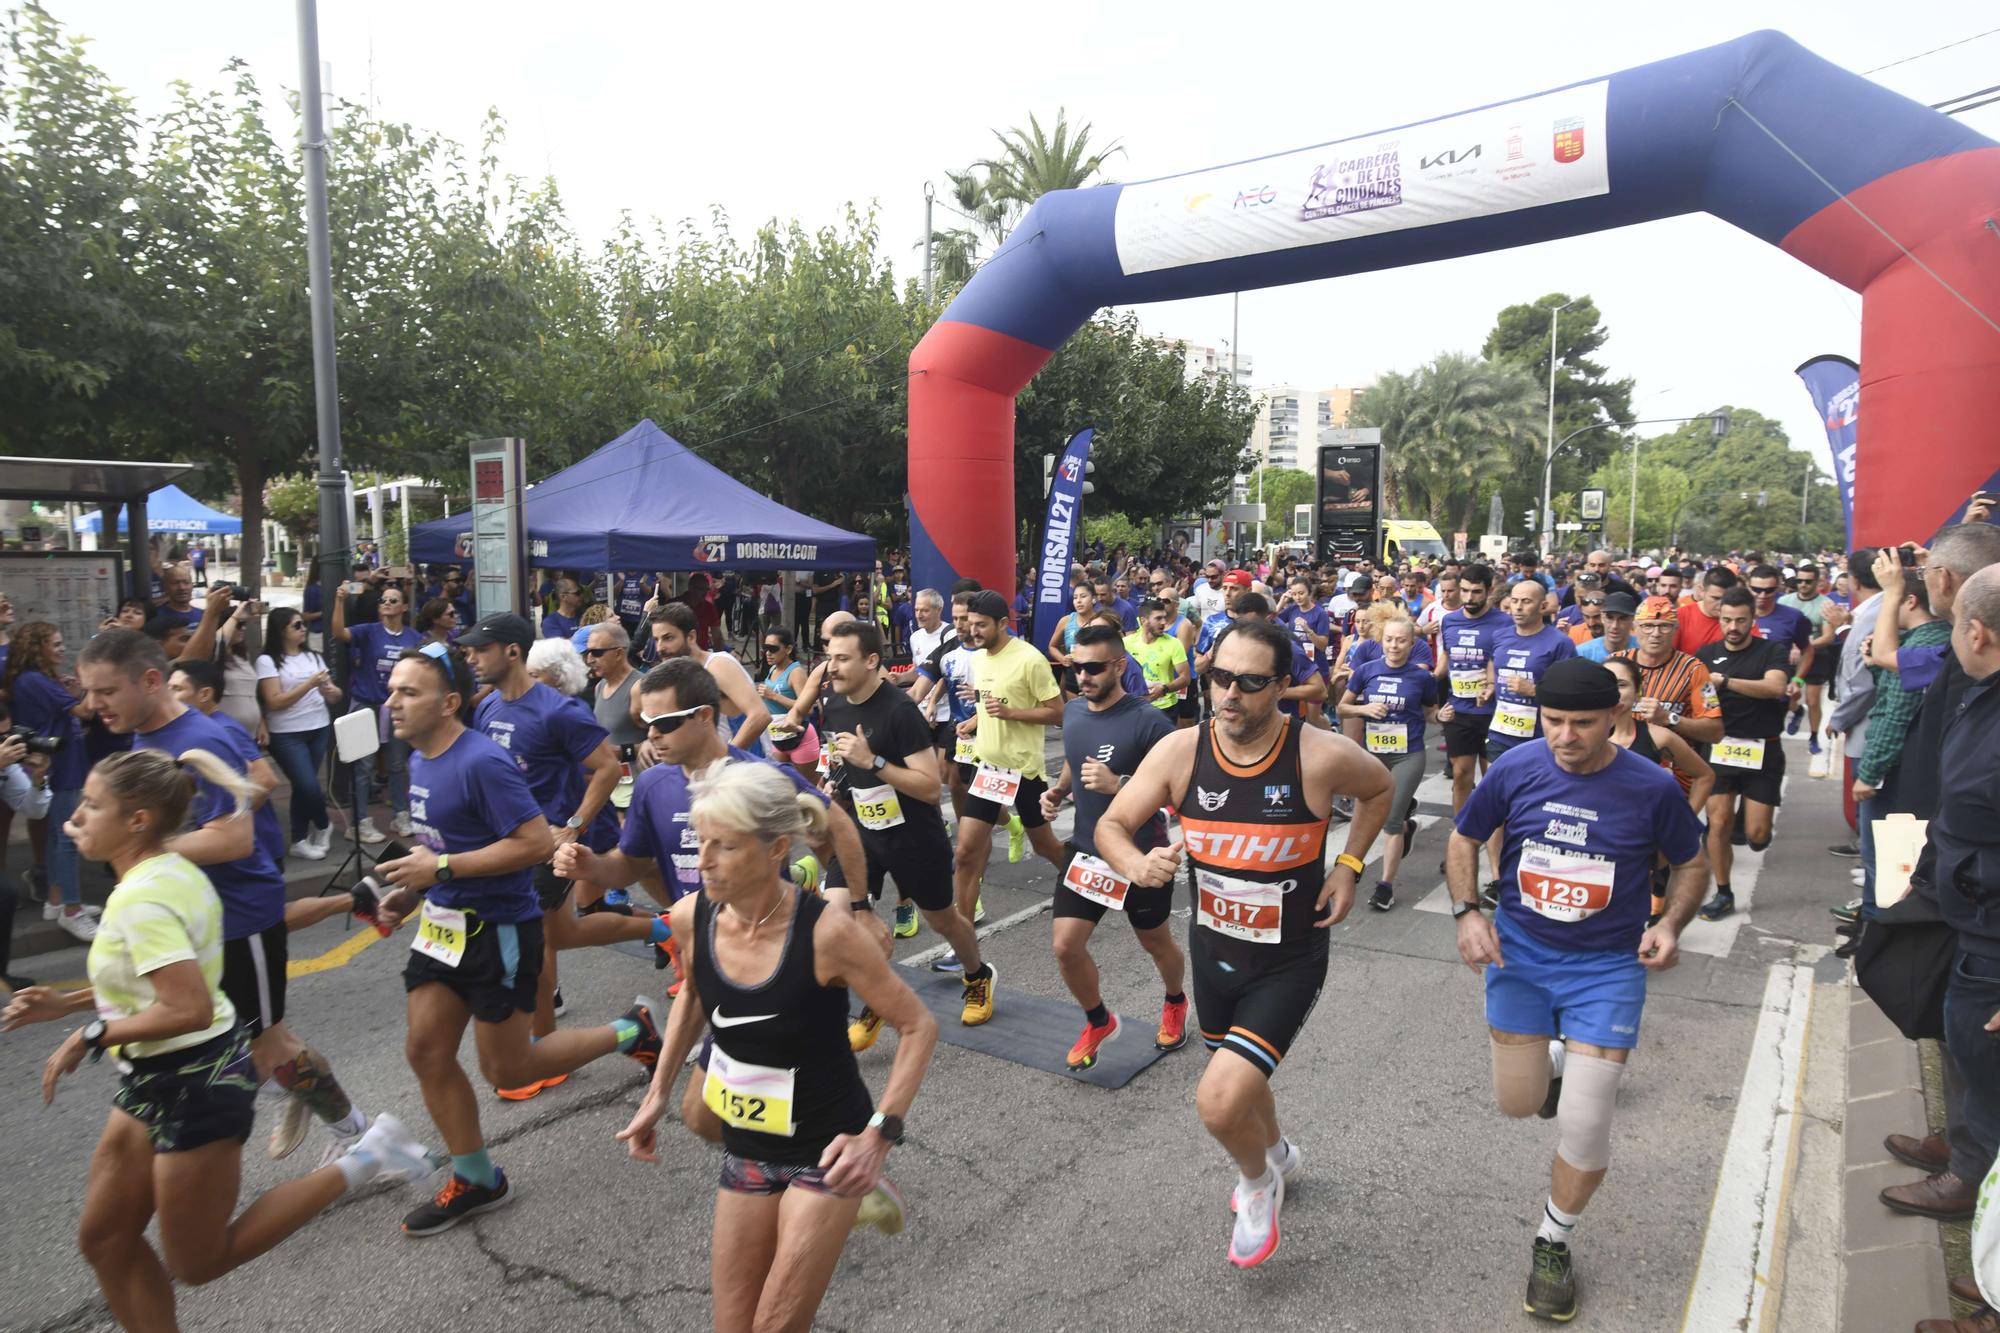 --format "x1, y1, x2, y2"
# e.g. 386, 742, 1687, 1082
1334, 853, 1366, 876
1790, 676, 1805, 686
